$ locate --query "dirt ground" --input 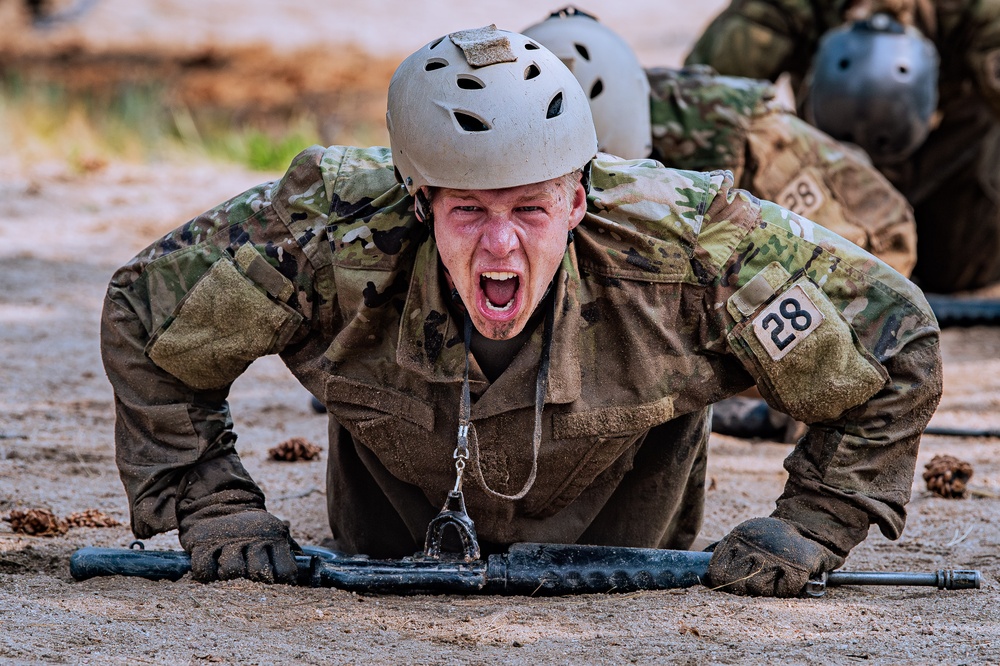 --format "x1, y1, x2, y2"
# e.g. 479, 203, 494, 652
1, 1, 999, 664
